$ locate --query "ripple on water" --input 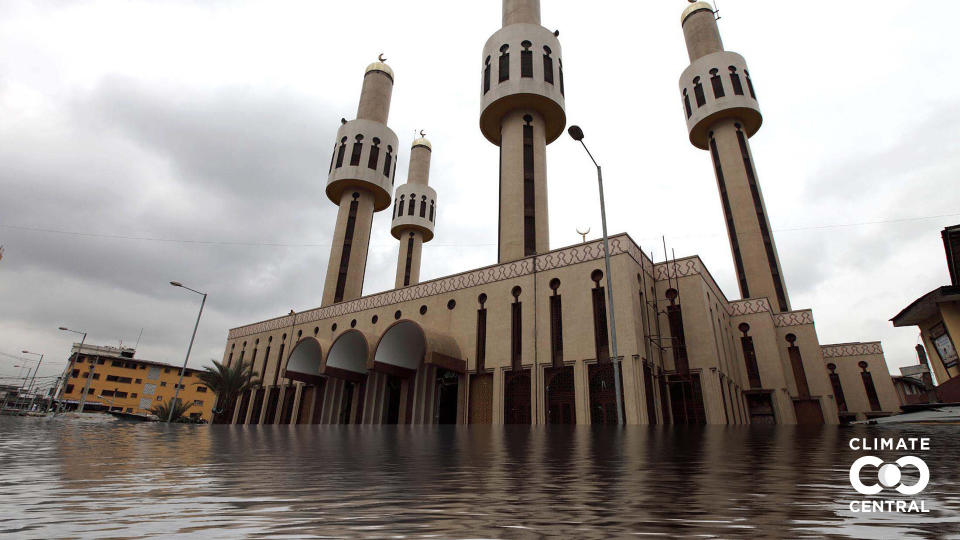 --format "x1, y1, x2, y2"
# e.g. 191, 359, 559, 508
1, 417, 960, 538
